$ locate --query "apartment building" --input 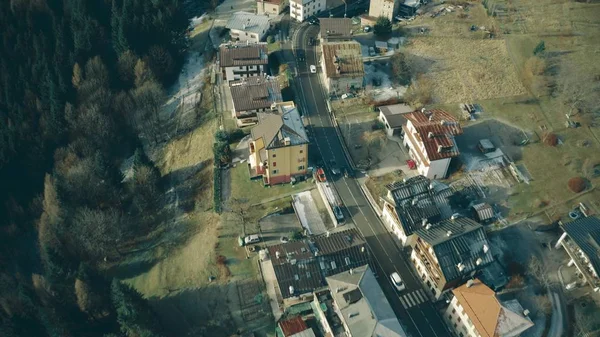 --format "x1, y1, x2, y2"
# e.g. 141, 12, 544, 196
226, 11, 271, 43
219, 43, 269, 83
410, 216, 494, 299
290, 0, 325, 22
402, 109, 463, 179
445, 279, 534, 337
369, 0, 400, 21
320, 41, 364, 95
257, 0, 289, 16
229, 76, 282, 127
